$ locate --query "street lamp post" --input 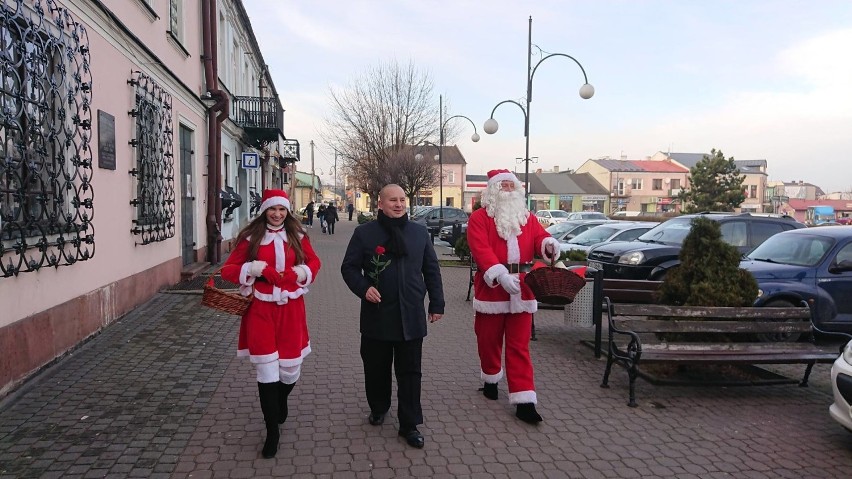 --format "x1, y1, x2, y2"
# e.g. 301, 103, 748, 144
483, 16, 594, 211
415, 94, 480, 231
